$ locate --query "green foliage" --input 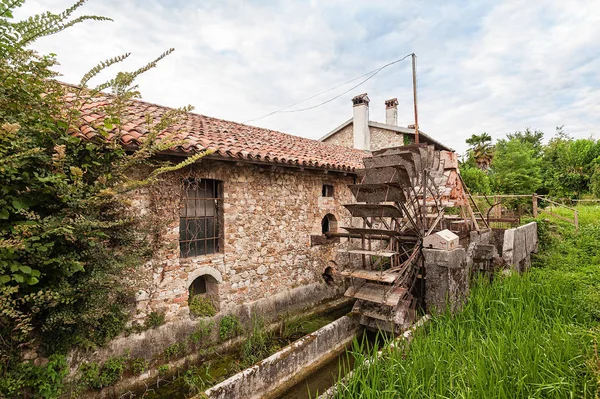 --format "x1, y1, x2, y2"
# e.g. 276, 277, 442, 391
465, 132, 494, 170
539, 127, 600, 197
0, 354, 68, 398
130, 357, 148, 375
591, 165, 600, 198
189, 295, 217, 318
219, 315, 242, 341
189, 320, 215, 346
240, 315, 272, 367
490, 138, 542, 194
459, 164, 491, 194
0, 1, 211, 396
182, 365, 211, 395
157, 364, 169, 376
163, 342, 186, 361
144, 311, 166, 329
79, 355, 126, 390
